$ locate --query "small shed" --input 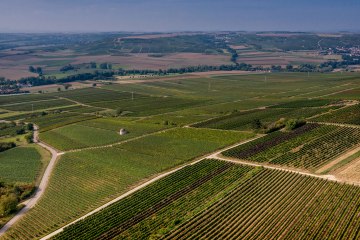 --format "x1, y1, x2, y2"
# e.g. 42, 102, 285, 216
119, 128, 128, 135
